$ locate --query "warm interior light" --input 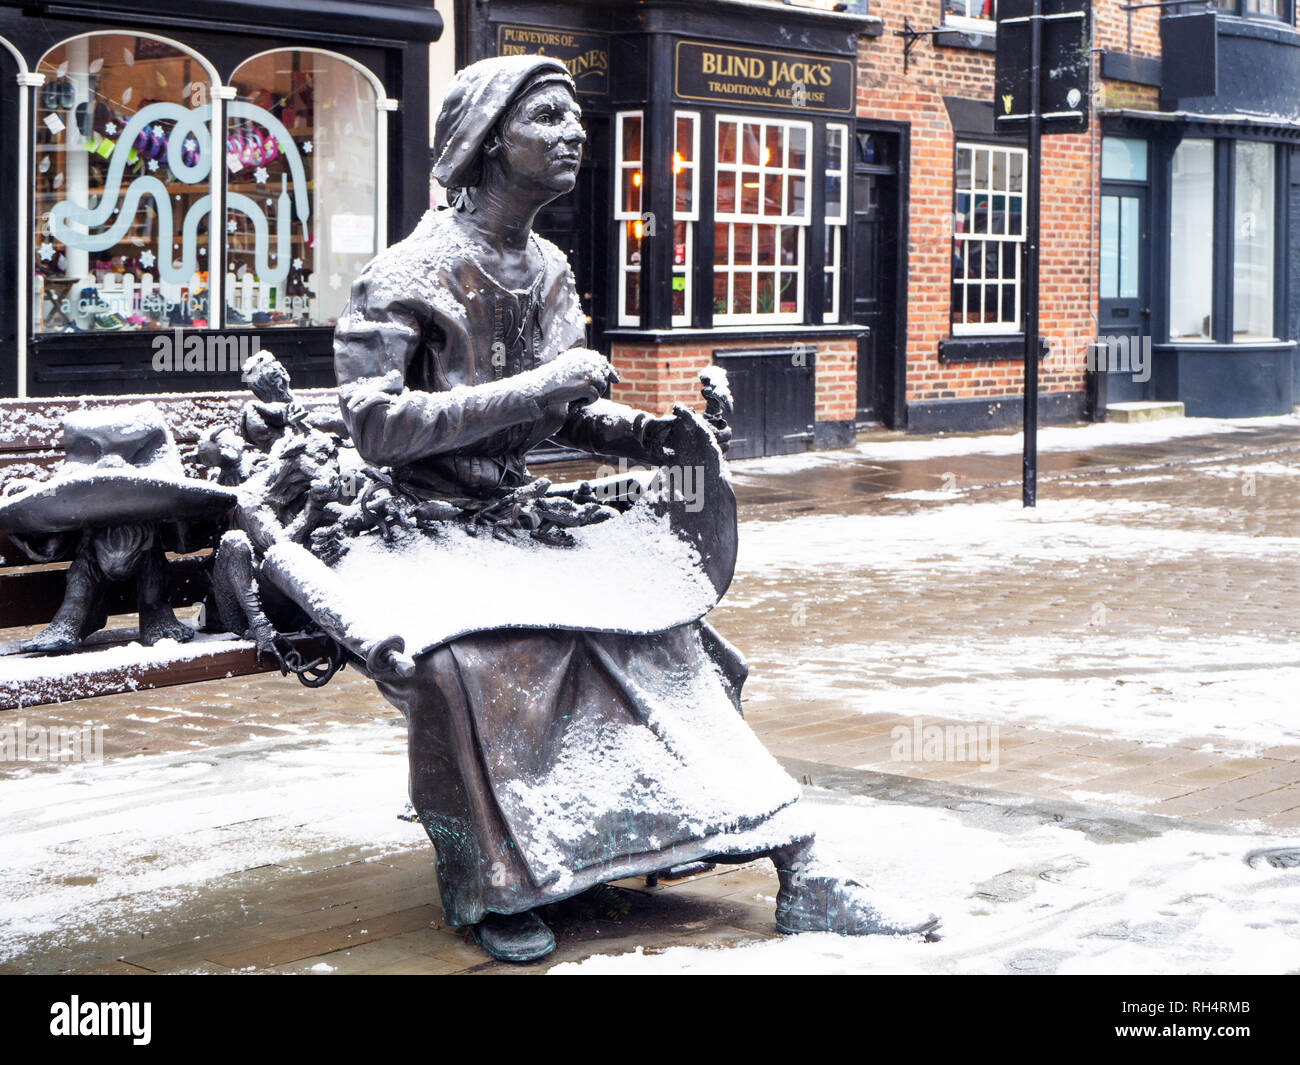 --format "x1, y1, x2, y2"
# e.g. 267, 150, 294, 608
673, 152, 685, 175
633, 219, 644, 239
763, 146, 771, 164
632, 171, 642, 188
742, 182, 760, 188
